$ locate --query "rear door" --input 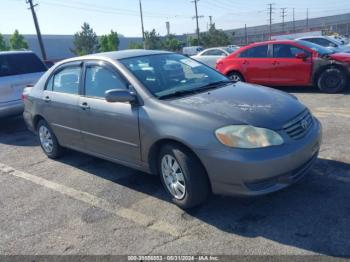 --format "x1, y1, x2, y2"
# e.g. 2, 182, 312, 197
0, 53, 46, 103
237, 44, 272, 85
269, 44, 312, 86
41, 62, 83, 149
78, 61, 141, 164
